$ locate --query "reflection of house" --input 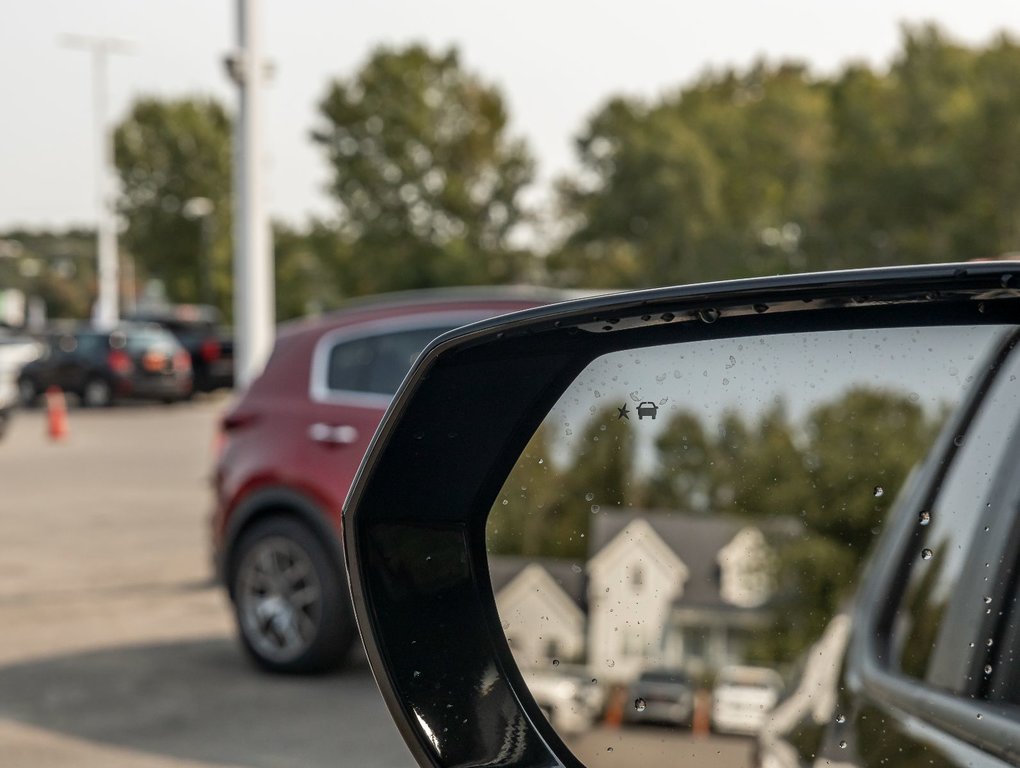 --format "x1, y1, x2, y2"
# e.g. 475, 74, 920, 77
489, 512, 783, 683
489, 557, 586, 668
589, 513, 777, 683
